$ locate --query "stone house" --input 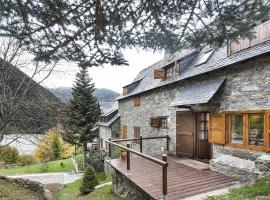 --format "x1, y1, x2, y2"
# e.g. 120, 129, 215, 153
97, 105, 121, 150
116, 20, 270, 180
